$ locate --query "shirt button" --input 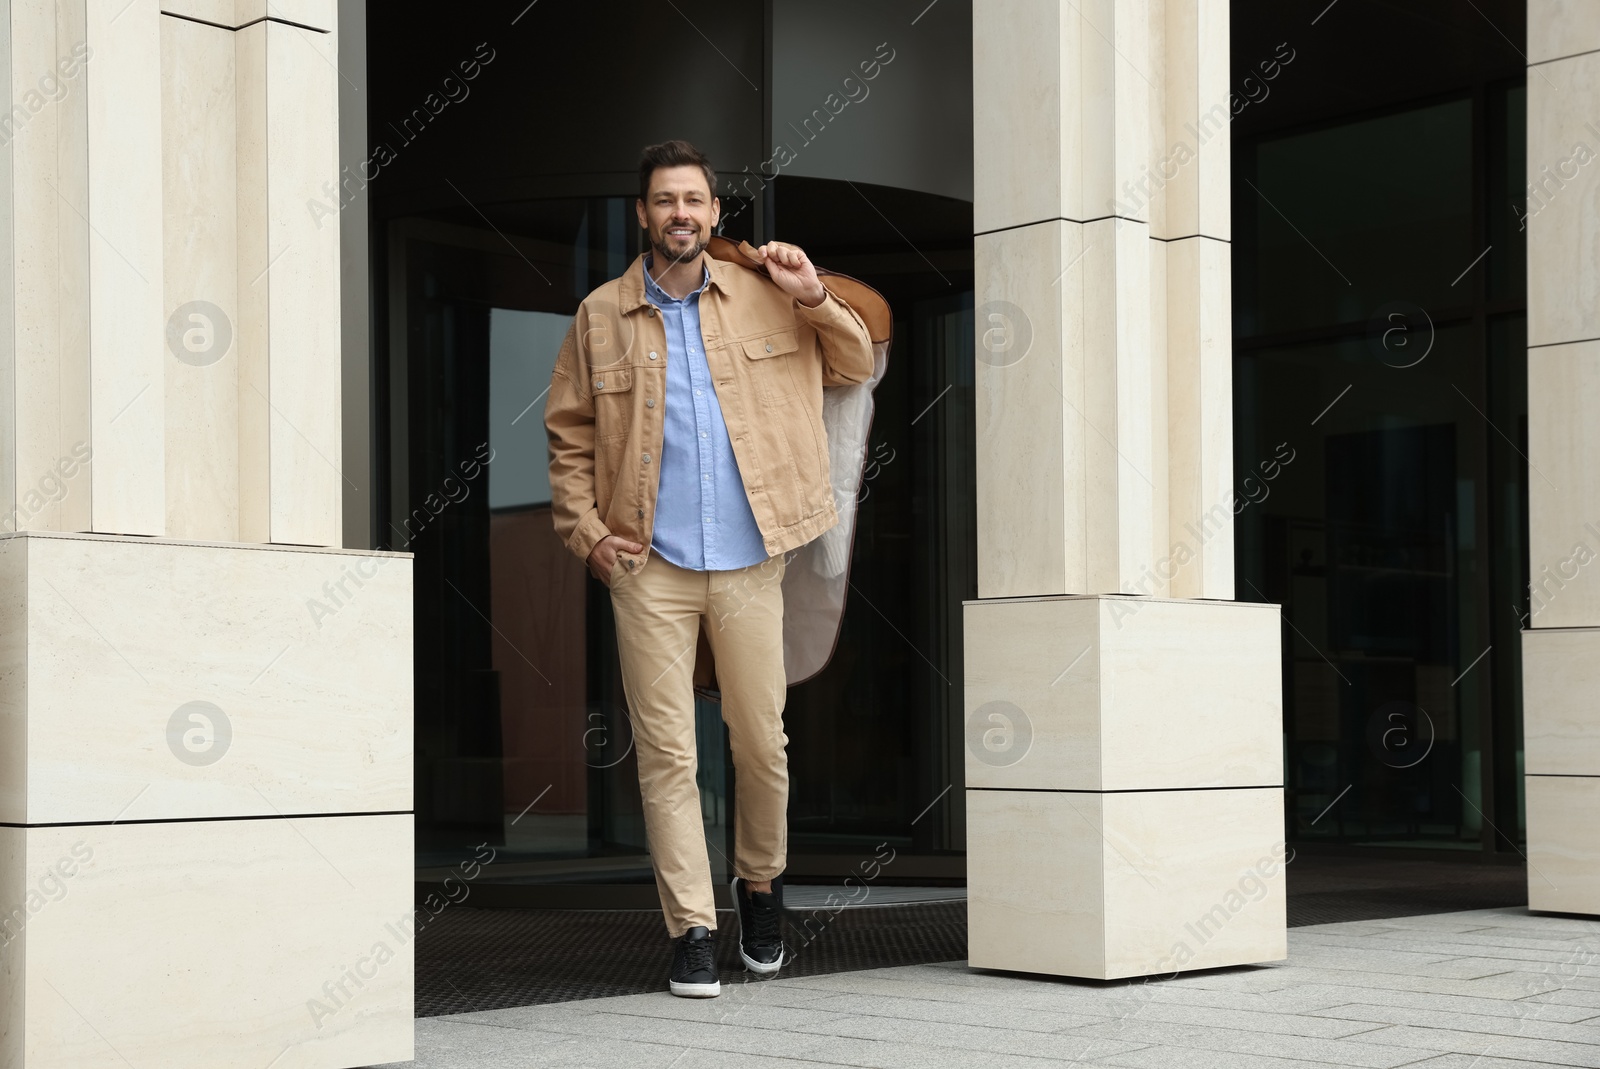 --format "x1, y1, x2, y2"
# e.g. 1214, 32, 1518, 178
646, 398, 655, 408
695, 389, 702, 396
700, 431, 707, 438
649, 351, 659, 360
